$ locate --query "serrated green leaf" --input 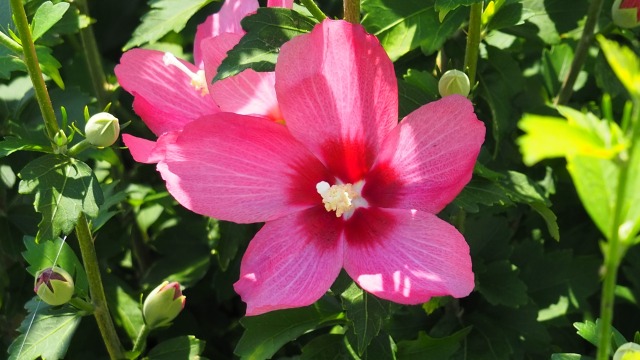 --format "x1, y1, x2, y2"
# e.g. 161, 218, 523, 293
35, 45, 64, 89
362, 0, 468, 61
0, 137, 50, 157
396, 327, 472, 359
235, 298, 344, 360
520, 0, 588, 44
123, 0, 215, 50
22, 236, 89, 297
453, 177, 514, 212
214, 8, 317, 82
476, 260, 528, 307
18, 154, 103, 242
31, 1, 70, 41
147, 335, 206, 360
7, 298, 82, 360
341, 282, 389, 355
